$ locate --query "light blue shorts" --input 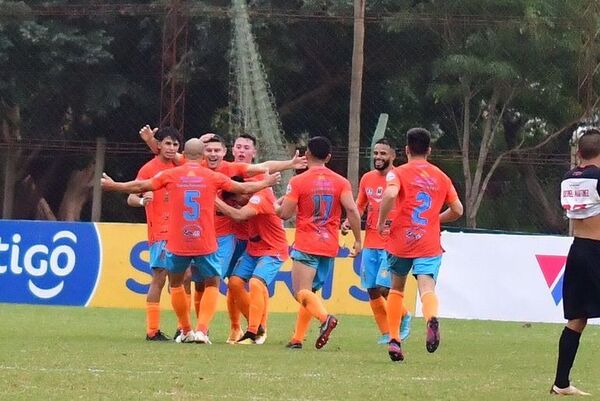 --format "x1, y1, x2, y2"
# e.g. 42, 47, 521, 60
387, 254, 443, 281
149, 240, 168, 269
216, 234, 236, 278
360, 248, 392, 289
166, 251, 220, 279
290, 249, 334, 291
228, 239, 248, 275
232, 252, 284, 285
